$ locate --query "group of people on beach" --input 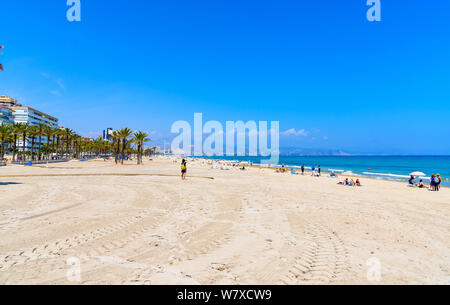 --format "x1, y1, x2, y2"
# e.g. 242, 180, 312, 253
290, 165, 321, 176
409, 174, 442, 191
283, 164, 361, 187
180, 159, 443, 192
338, 178, 361, 187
